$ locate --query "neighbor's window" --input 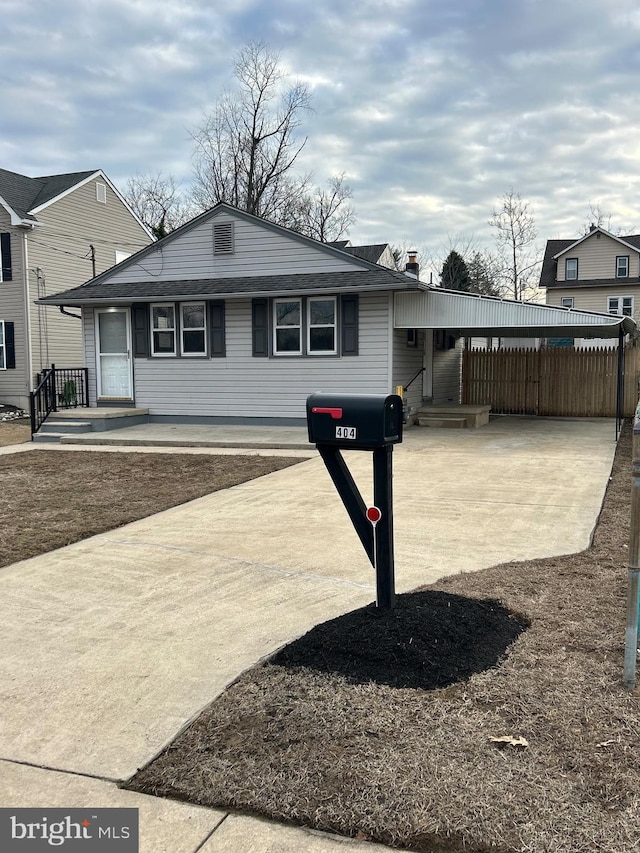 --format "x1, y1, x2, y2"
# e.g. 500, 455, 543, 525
96, 182, 107, 204
151, 304, 176, 355
307, 297, 337, 354
180, 302, 207, 356
274, 298, 302, 354
608, 296, 634, 316
565, 258, 578, 280
561, 297, 574, 309
0, 233, 12, 282
616, 256, 629, 278
0, 321, 5, 369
